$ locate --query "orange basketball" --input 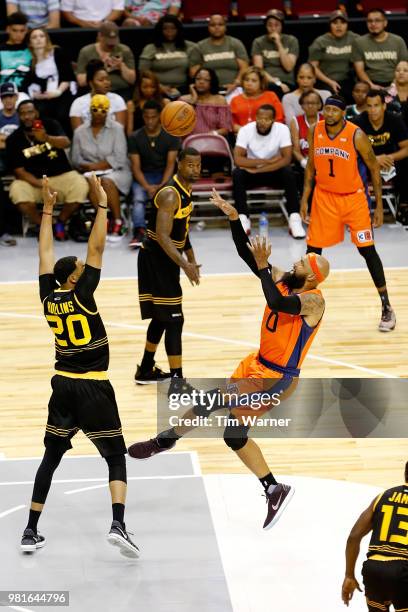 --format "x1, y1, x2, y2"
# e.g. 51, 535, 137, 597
160, 101, 196, 137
